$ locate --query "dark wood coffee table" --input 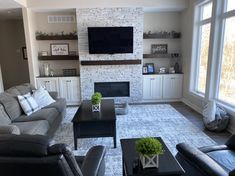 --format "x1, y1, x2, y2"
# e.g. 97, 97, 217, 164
120, 138, 185, 176
72, 99, 116, 150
